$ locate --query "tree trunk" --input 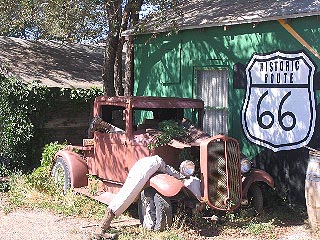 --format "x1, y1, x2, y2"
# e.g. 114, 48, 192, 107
102, 0, 122, 96
103, 34, 118, 96
114, 36, 124, 96
124, 36, 134, 96
102, 0, 143, 96
123, 0, 143, 96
